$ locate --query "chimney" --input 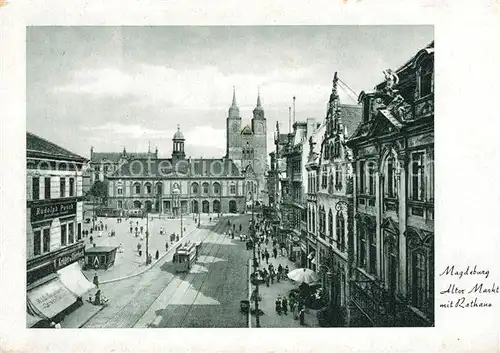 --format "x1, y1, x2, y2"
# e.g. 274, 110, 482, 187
293, 96, 296, 125
288, 106, 291, 134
